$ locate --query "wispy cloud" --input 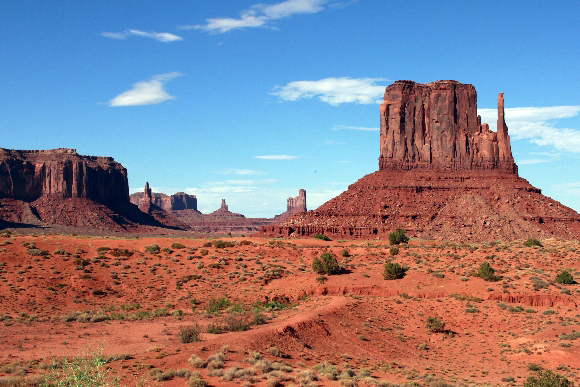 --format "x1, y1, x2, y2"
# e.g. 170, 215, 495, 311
325, 140, 346, 145
182, 0, 329, 33
101, 29, 183, 42
108, 72, 183, 107
478, 105, 580, 153
517, 159, 550, 165
216, 168, 267, 175
333, 125, 379, 131
272, 77, 387, 105
206, 179, 277, 185
254, 155, 299, 160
